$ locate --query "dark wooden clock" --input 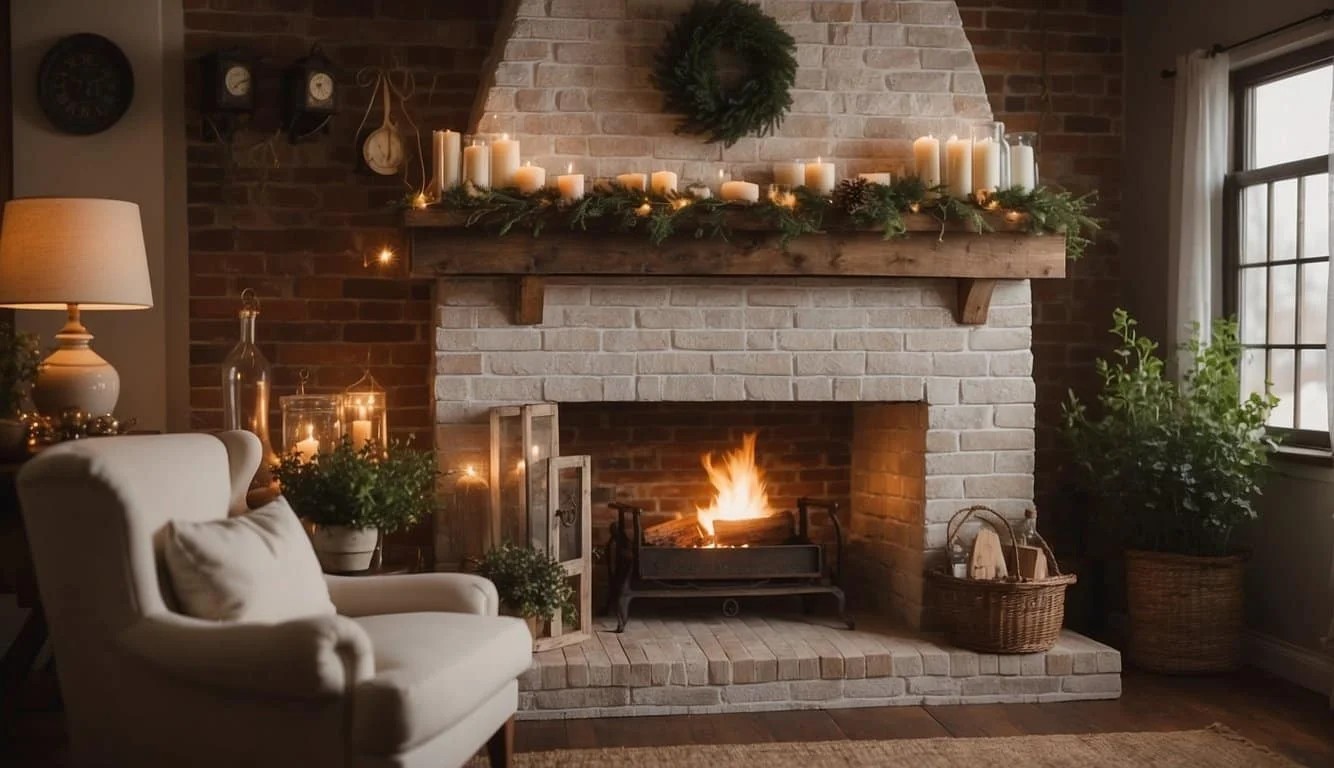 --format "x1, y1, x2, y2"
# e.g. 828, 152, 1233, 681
37, 33, 134, 135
